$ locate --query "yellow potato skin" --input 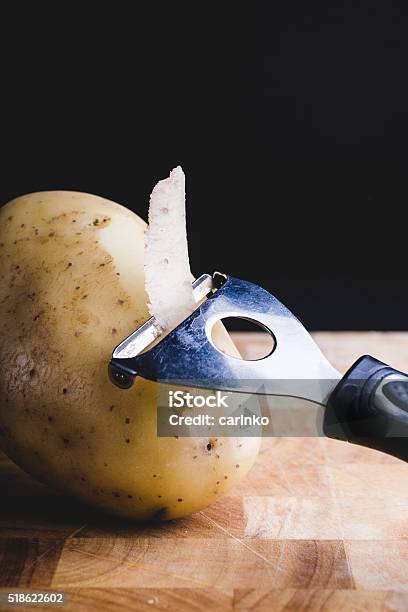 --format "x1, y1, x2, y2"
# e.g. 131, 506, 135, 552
0, 191, 260, 520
